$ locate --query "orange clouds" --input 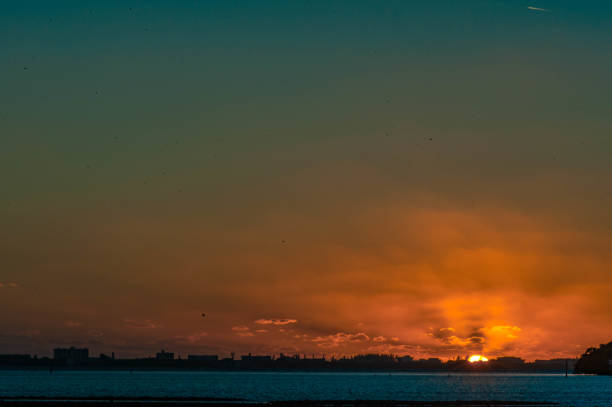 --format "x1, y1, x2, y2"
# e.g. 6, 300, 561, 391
100, 203, 604, 359
312, 332, 370, 348
254, 319, 298, 325
179, 331, 208, 344
232, 326, 254, 337
123, 319, 160, 329
1, 168, 611, 360
428, 323, 522, 355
